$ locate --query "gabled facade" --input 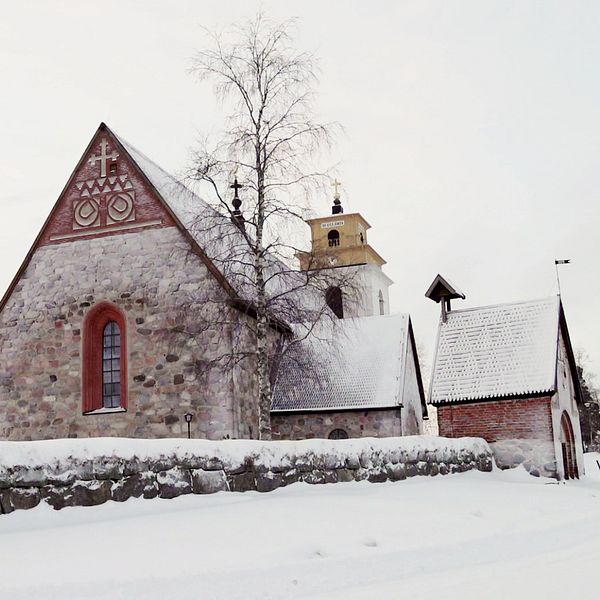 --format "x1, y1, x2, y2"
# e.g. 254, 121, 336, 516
0, 123, 262, 440
428, 287, 584, 480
